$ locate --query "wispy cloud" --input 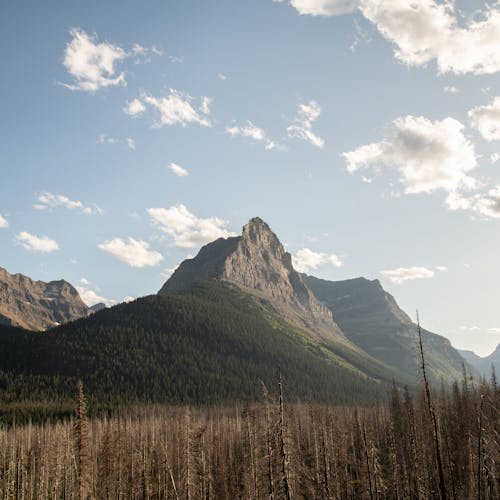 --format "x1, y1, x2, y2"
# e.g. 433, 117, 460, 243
167, 162, 189, 177
226, 121, 284, 150
139, 89, 212, 128
380, 266, 435, 284
34, 191, 103, 215
147, 204, 236, 249
292, 248, 342, 273
97, 134, 136, 150
0, 214, 8, 228
16, 231, 59, 252
98, 237, 164, 268
443, 86, 459, 94
130, 43, 163, 64
287, 101, 325, 149
168, 55, 184, 63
